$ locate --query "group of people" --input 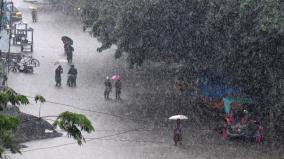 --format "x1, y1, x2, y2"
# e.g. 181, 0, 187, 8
104, 76, 122, 100
55, 64, 78, 87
